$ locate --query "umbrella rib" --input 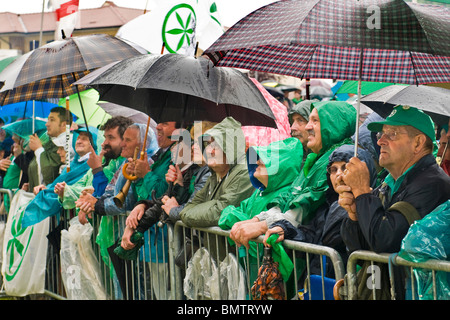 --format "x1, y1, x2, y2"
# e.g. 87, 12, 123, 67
405, 2, 438, 56
298, 44, 319, 80
408, 51, 420, 87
